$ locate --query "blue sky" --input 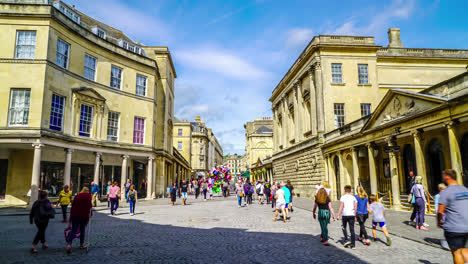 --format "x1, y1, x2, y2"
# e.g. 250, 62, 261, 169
67, 0, 467, 155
